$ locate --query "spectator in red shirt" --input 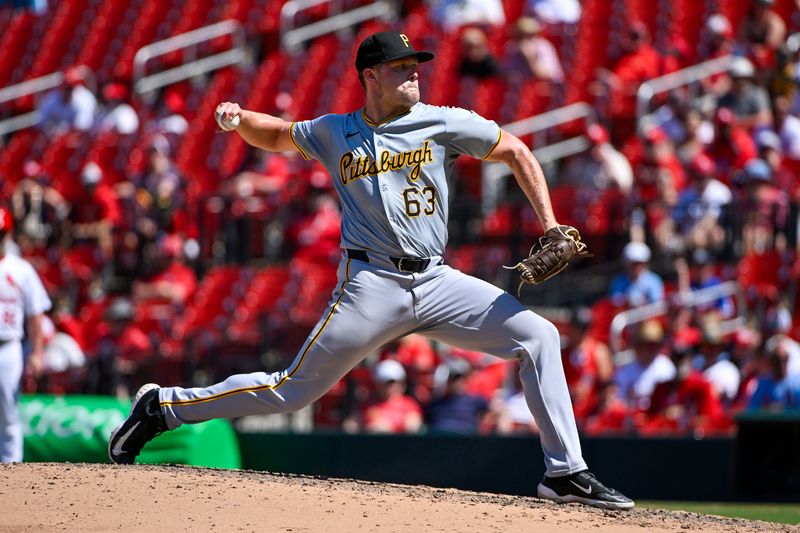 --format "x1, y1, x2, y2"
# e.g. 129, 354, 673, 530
708, 107, 758, 182
132, 234, 197, 306
738, 0, 787, 65
361, 360, 423, 434
392, 334, 439, 404
582, 382, 631, 435
61, 162, 121, 283
225, 149, 293, 199
288, 191, 342, 262
642, 370, 727, 436
730, 327, 762, 409
697, 14, 737, 96
627, 127, 686, 241
91, 297, 152, 398
98, 82, 139, 135
563, 307, 614, 421
600, 21, 663, 141
661, 35, 691, 76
